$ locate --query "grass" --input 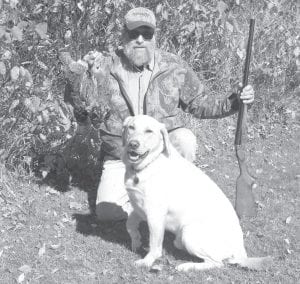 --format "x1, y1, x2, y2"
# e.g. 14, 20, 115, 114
0, 108, 299, 283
